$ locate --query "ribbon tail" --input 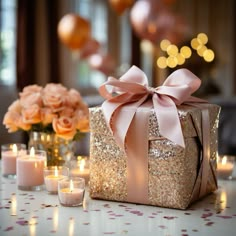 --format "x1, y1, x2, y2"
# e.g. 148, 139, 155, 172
104, 94, 149, 150
153, 94, 185, 148
126, 104, 150, 204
